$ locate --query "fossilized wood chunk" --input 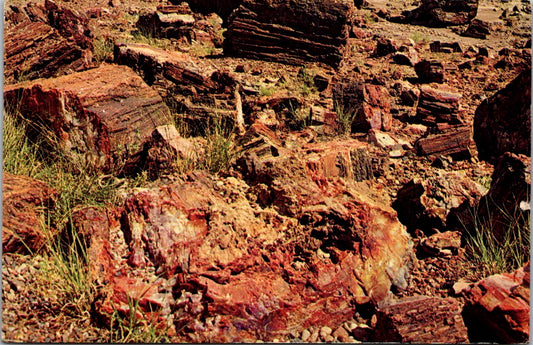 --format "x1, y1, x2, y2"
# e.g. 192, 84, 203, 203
224, 0, 354, 67
4, 0, 94, 84
2, 173, 57, 254
4, 64, 172, 174
372, 295, 469, 343
474, 68, 531, 162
